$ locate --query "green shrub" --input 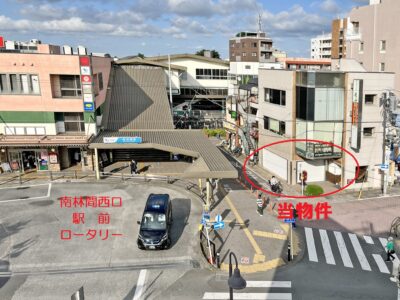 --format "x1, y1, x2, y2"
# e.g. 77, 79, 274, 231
203, 128, 226, 138
305, 184, 324, 196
